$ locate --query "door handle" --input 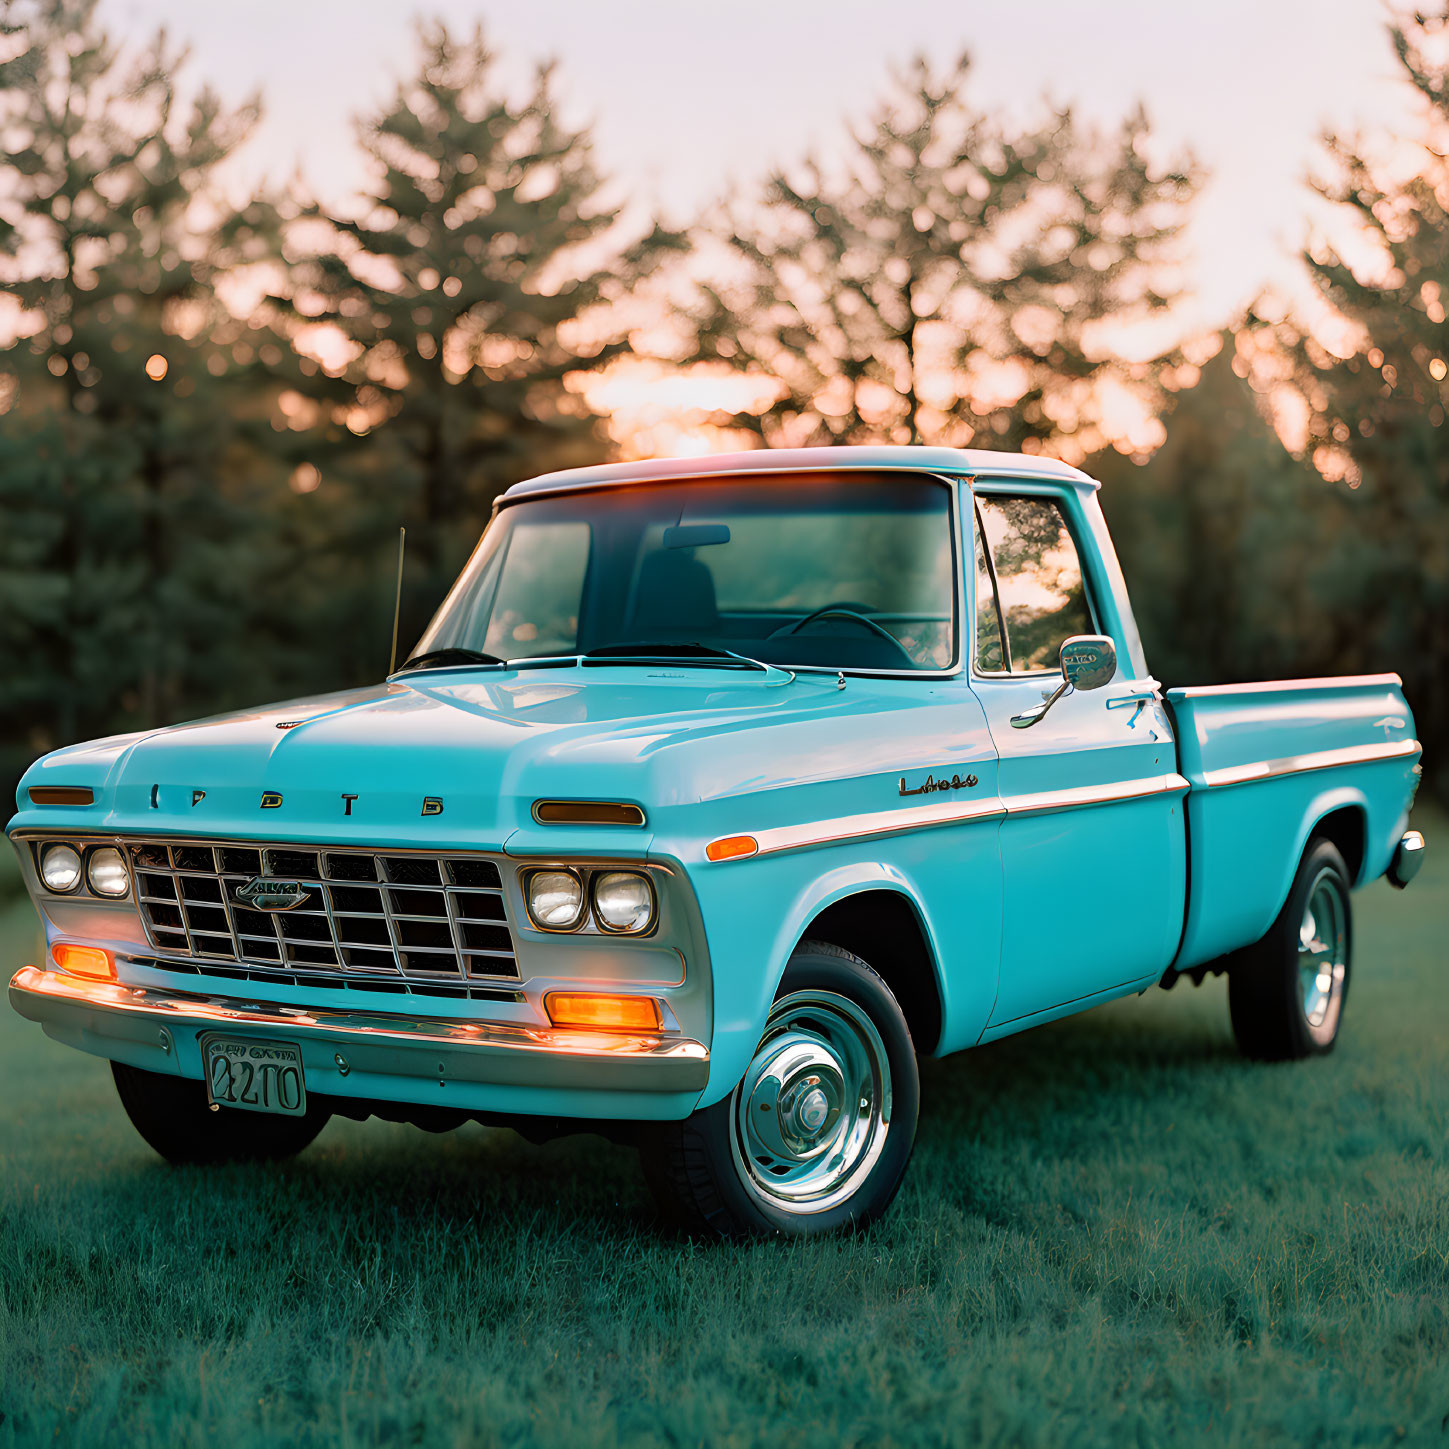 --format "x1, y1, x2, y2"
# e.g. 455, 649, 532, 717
1105, 679, 1163, 710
